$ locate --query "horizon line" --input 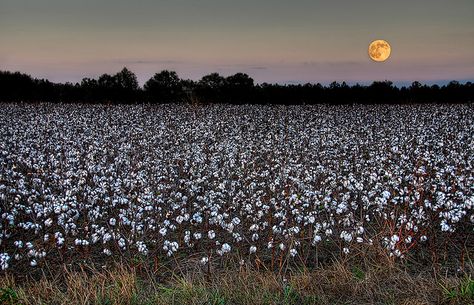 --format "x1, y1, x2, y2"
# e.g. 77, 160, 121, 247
1, 68, 473, 89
